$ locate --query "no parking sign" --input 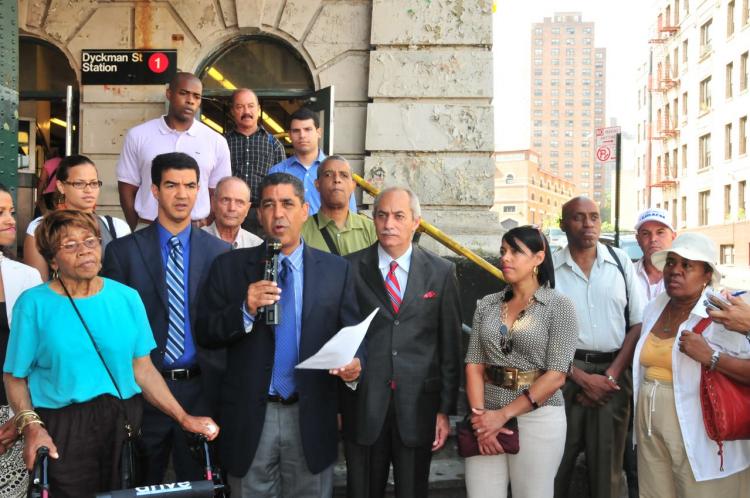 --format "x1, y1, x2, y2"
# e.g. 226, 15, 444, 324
595, 126, 620, 168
